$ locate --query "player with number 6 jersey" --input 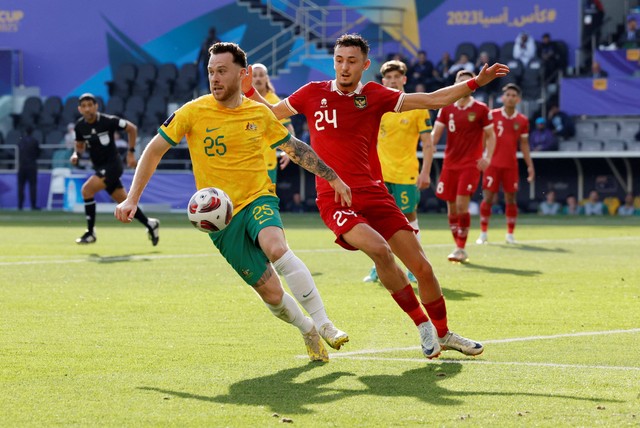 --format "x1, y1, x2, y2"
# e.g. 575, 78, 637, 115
431, 69, 496, 263
244, 33, 510, 359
